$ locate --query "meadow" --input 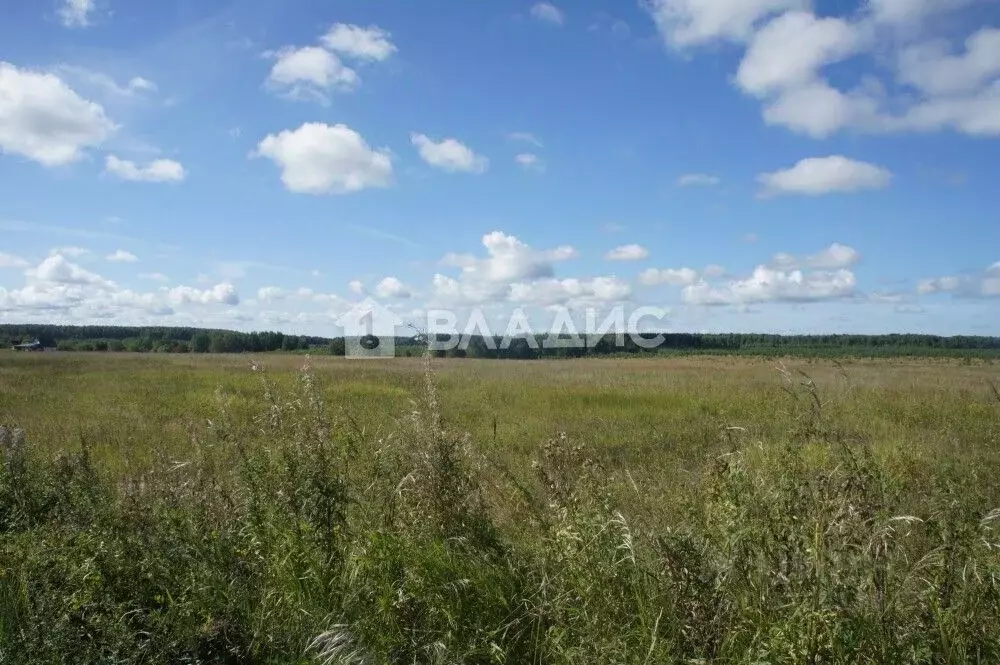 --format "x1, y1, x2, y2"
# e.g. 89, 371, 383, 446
1, 351, 998, 663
